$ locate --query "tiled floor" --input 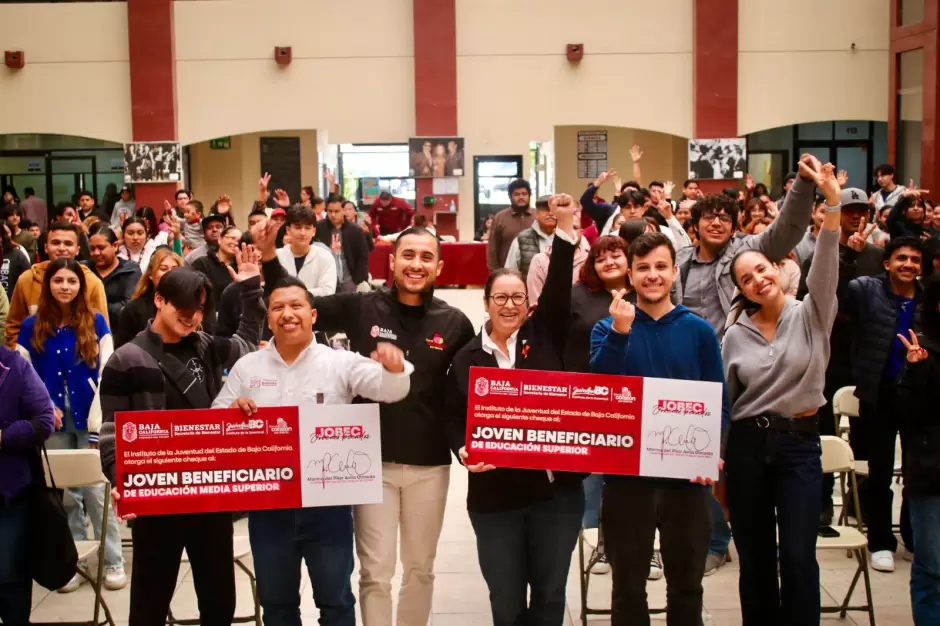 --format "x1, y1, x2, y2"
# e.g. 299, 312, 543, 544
27, 289, 914, 625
